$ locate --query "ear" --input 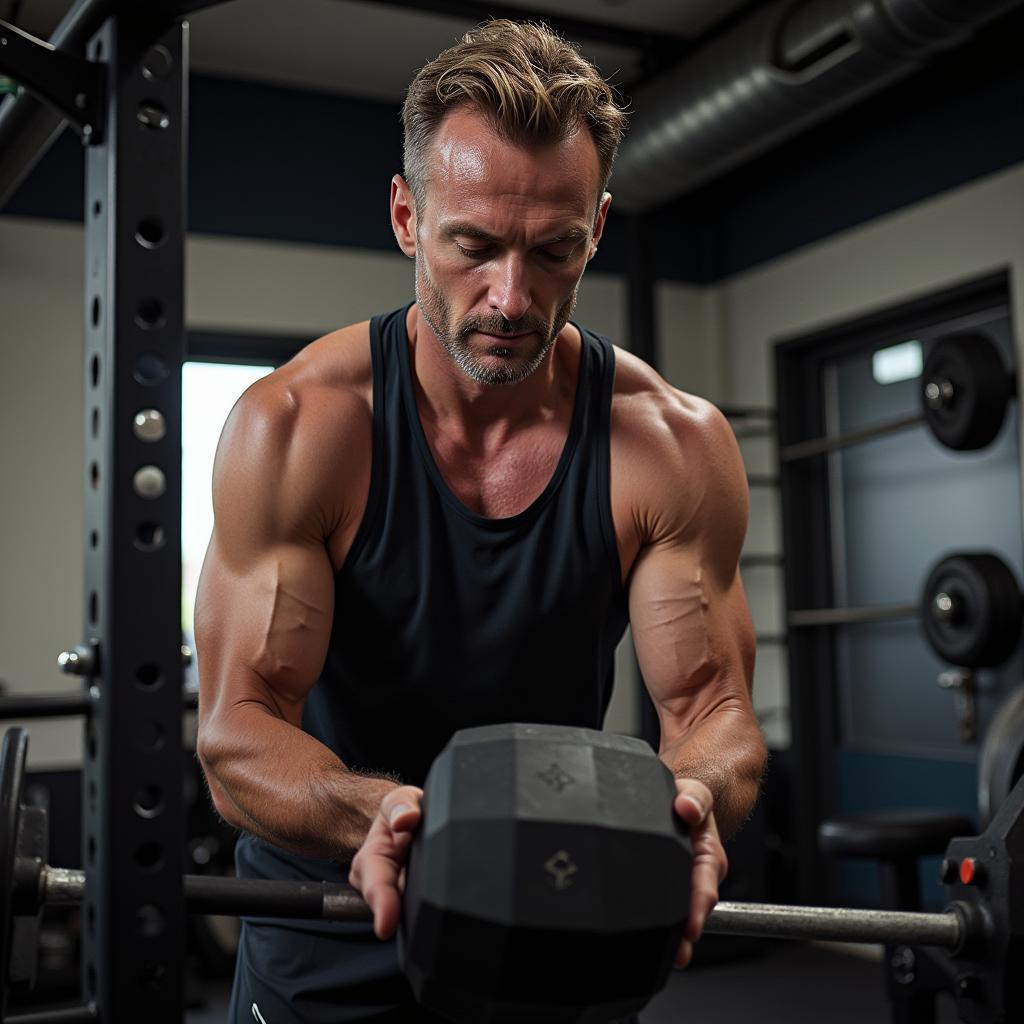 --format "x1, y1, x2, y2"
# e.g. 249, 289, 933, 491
588, 192, 612, 259
391, 174, 418, 257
